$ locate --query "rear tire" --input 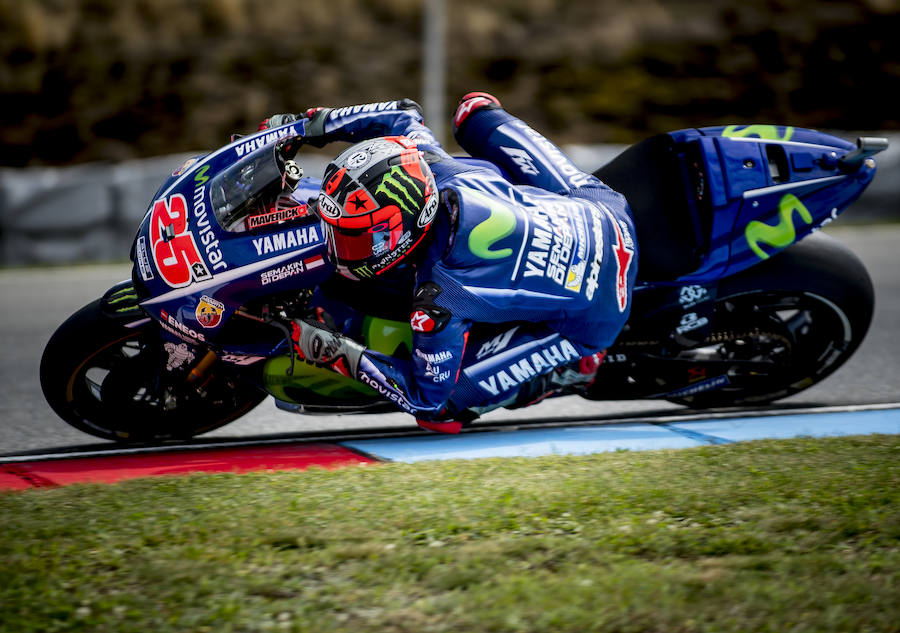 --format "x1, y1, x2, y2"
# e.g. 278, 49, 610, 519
40, 299, 266, 443
667, 232, 874, 408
